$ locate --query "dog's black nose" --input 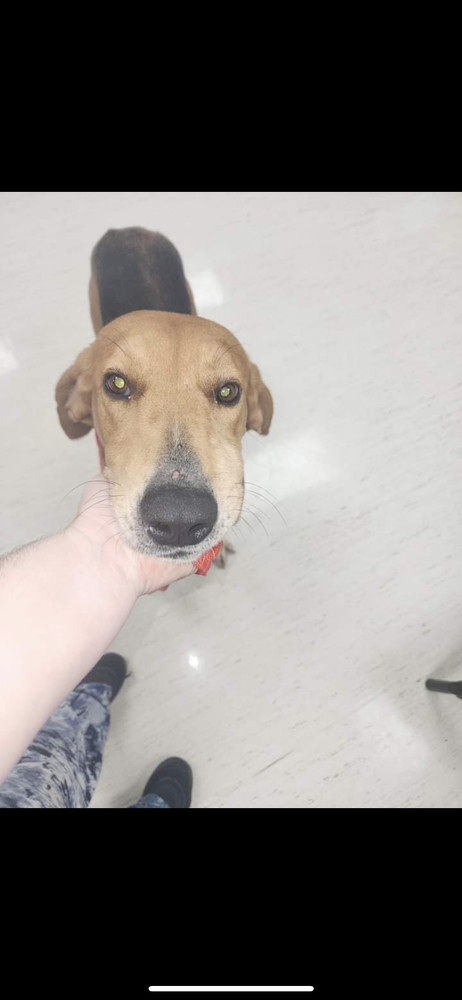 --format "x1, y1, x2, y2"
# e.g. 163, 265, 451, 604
140, 485, 218, 547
